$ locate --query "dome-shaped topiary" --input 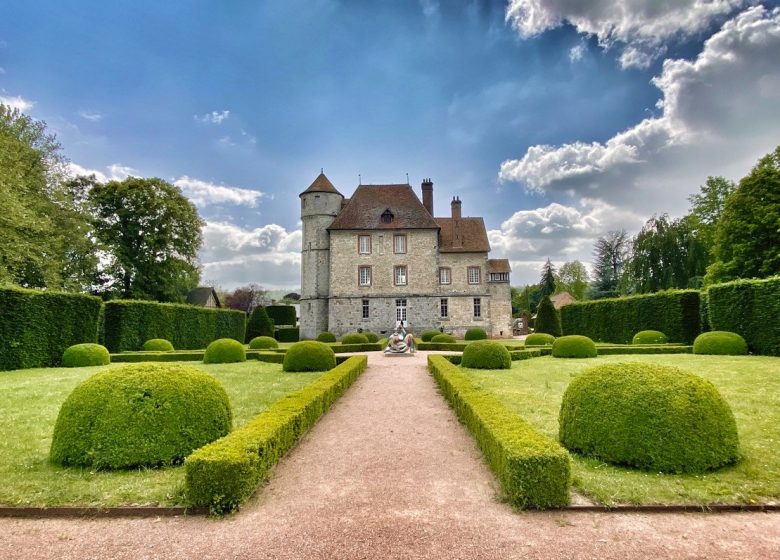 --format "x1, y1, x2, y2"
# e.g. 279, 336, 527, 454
362, 332, 379, 343
204, 338, 246, 364
464, 328, 488, 341
461, 340, 511, 369
283, 341, 336, 372
552, 335, 597, 358
62, 343, 110, 367
632, 330, 668, 345
50, 363, 232, 469
249, 336, 279, 350
525, 333, 556, 346
420, 329, 441, 342
693, 331, 748, 355
431, 333, 456, 343
316, 332, 337, 343
559, 362, 740, 473
142, 338, 175, 352
342, 333, 369, 344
